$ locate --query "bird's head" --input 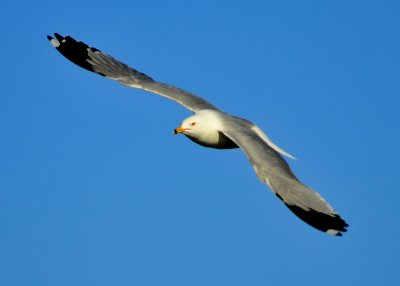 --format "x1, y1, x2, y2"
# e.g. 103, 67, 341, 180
173, 114, 202, 136
173, 111, 221, 138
